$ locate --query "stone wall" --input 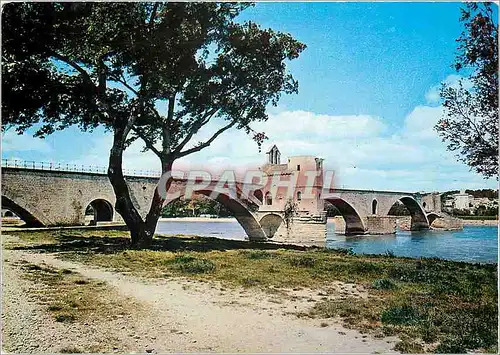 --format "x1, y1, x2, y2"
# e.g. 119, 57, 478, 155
396, 216, 411, 231
269, 213, 327, 246
366, 216, 397, 234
